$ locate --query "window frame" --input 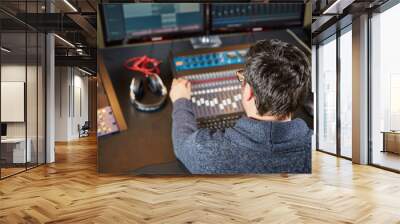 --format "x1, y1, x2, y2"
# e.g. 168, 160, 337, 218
315, 23, 353, 160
